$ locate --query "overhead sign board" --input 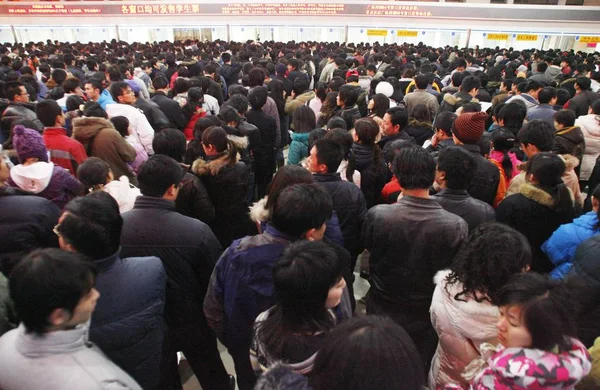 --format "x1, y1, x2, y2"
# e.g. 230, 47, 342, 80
366, 29, 388, 36
487, 33, 508, 40
397, 30, 418, 37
